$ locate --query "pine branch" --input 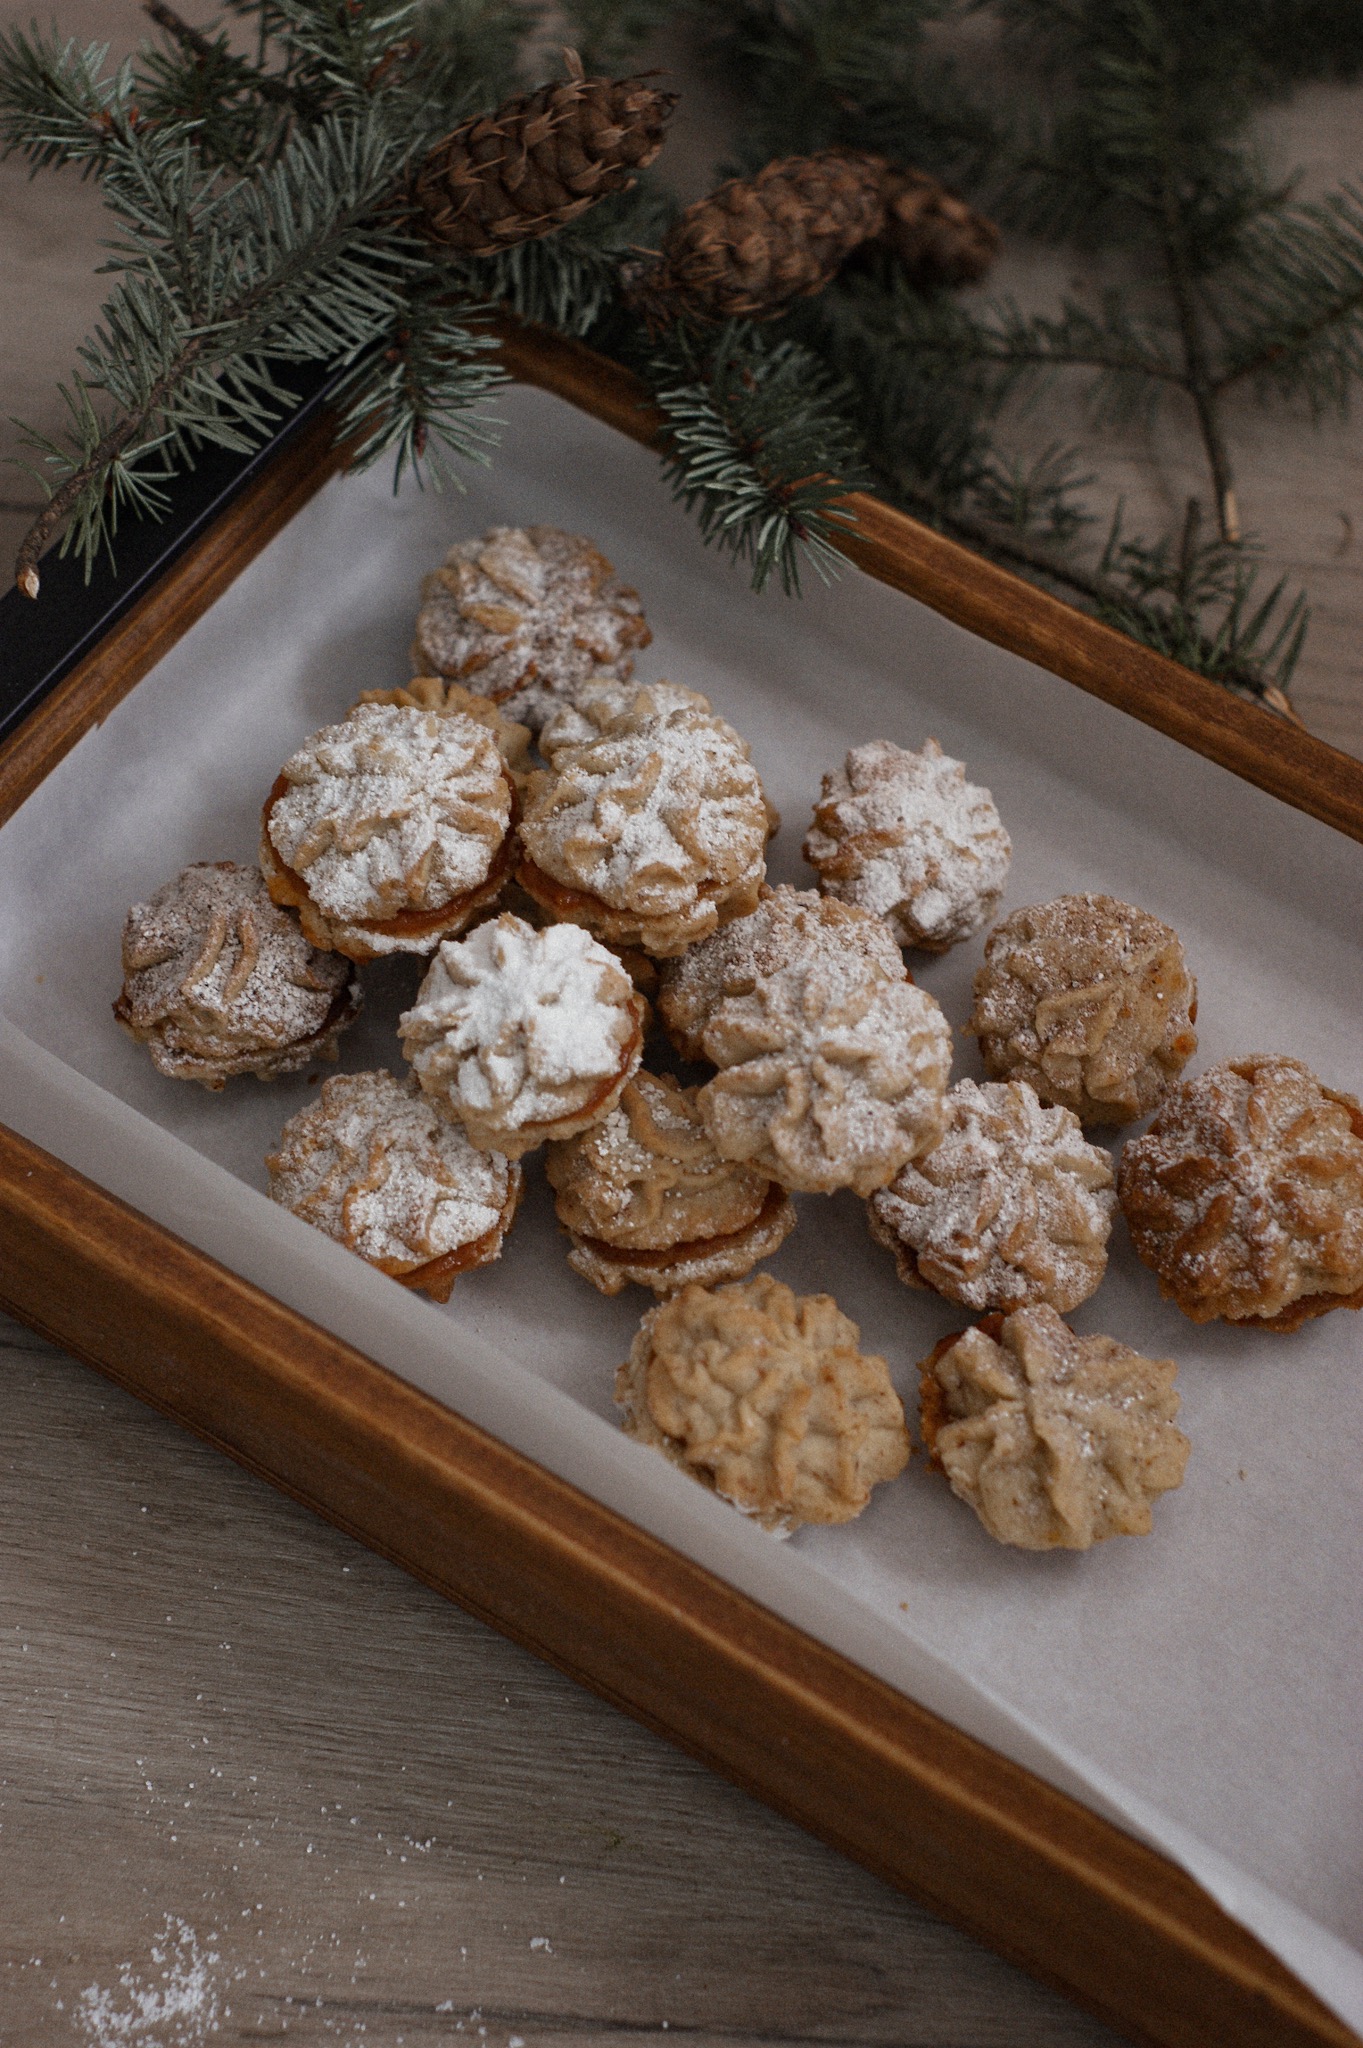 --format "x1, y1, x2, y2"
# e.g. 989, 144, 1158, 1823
330, 284, 506, 485
452, 181, 673, 337
1214, 185, 1363, 410
0, 24, 139, 175
12, 105, 422, 592
642, 323, 870, 594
